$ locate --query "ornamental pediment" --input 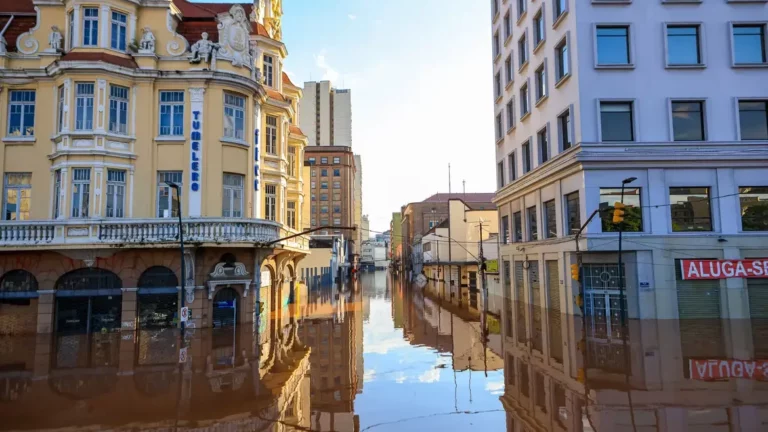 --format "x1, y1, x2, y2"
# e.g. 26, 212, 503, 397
215, 5, 254, 68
